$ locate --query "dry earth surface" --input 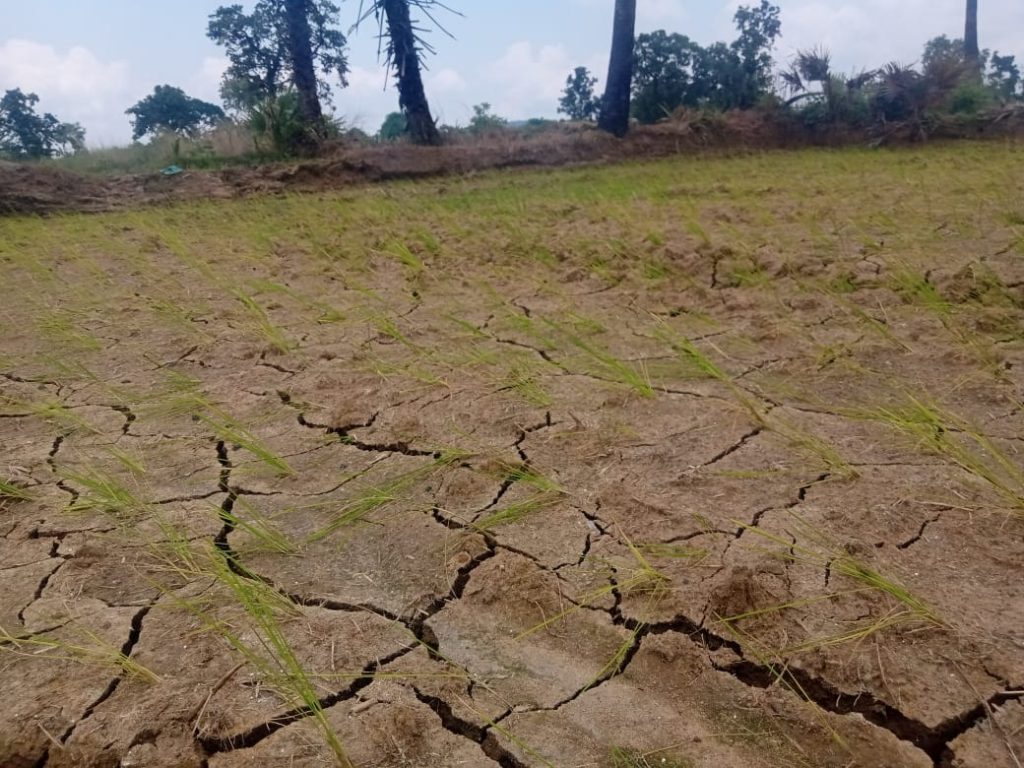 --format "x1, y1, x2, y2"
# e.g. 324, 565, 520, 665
1, 143, 1023, 768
